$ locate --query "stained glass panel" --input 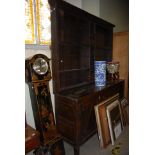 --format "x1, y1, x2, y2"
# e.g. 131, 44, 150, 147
36, 0, 51, 45
25, 0, 35, 44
